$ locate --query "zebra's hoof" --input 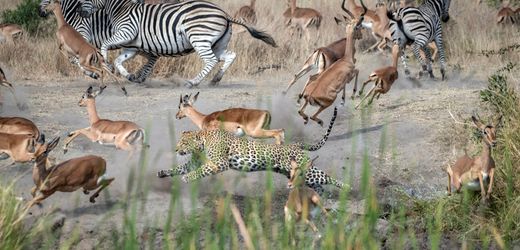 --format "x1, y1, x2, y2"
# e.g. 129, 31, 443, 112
185, 81, 197, 89
127, 74, 145, 84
